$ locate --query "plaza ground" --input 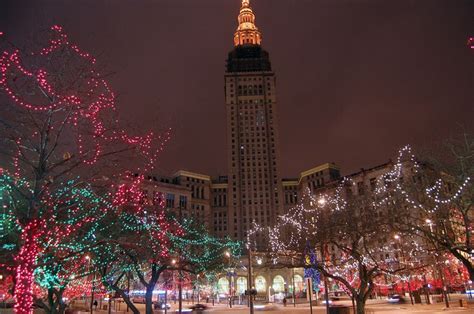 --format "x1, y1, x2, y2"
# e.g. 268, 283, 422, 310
1, 294, 472, 314
84, 294, 474, 314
